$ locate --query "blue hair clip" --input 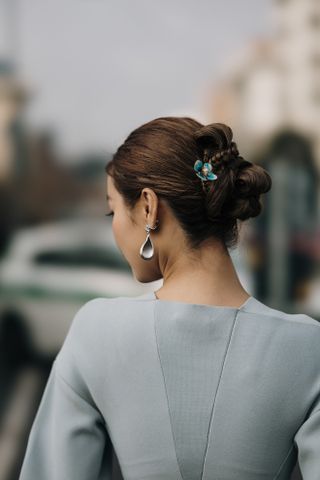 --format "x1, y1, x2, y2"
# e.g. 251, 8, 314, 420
194, 159, 218, 181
